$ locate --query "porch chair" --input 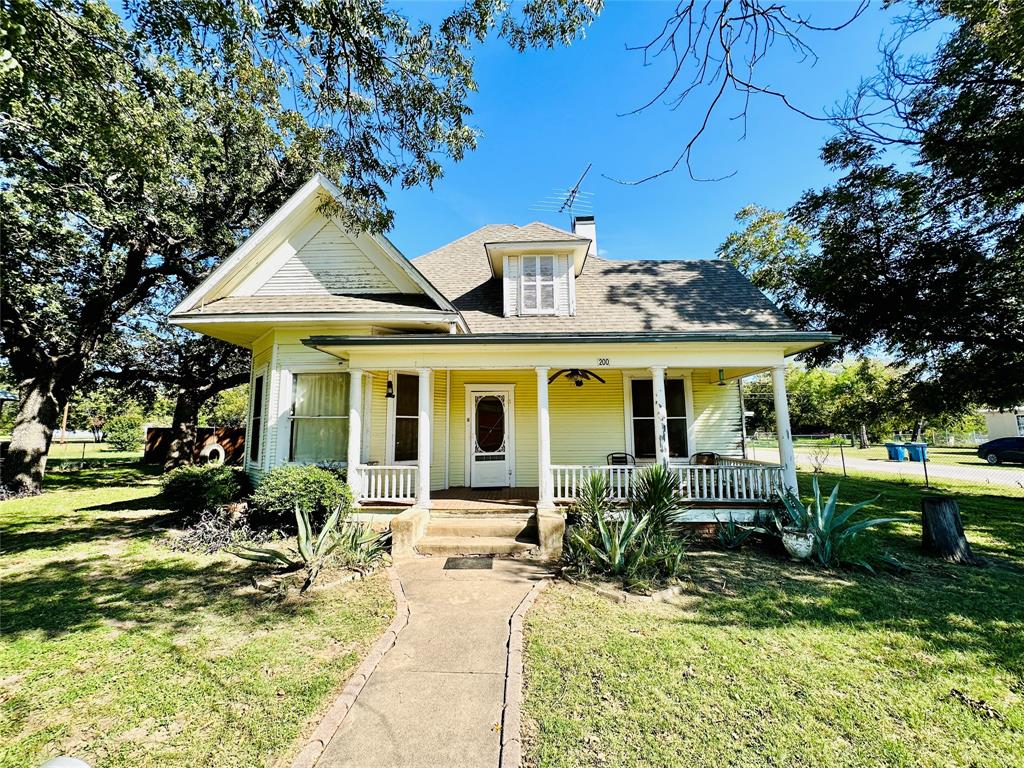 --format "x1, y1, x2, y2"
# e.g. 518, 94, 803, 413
690, 451, 720, 466
606, 452, 636, 466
